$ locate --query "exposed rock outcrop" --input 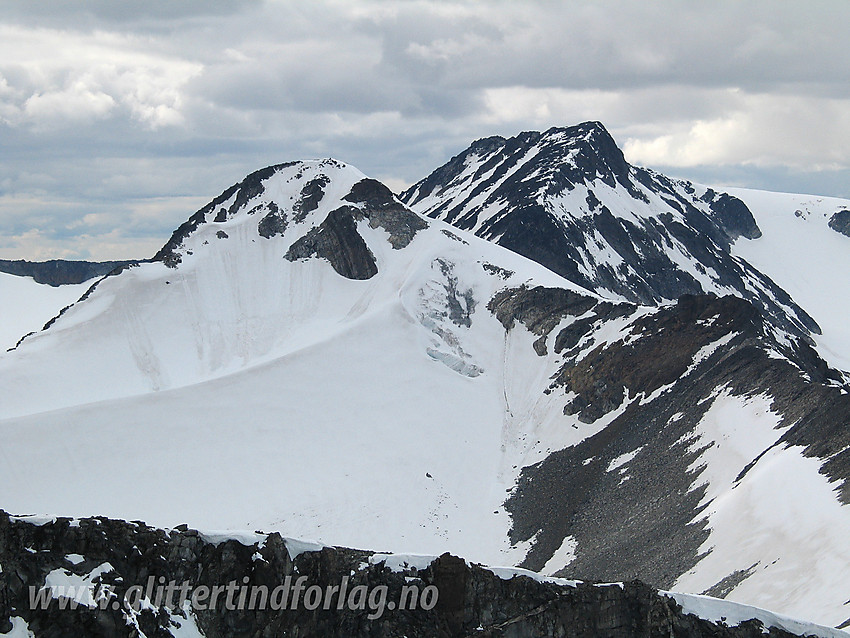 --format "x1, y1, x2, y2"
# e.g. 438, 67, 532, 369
828, 210, 850, 238
285, 206, 379, 280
